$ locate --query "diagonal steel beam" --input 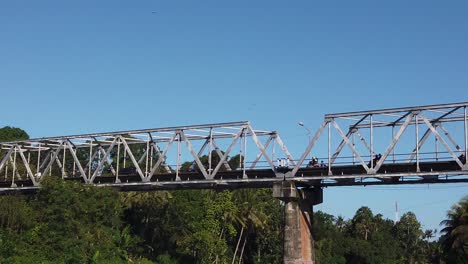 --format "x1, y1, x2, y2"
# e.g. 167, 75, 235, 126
120, 137, 145, 181
98, 147, 116, 176
247, 125, 277, 173
374, 113, 414, 172
180, 131, 209, 179
89, 138, 118, 183
84, 147, 101, 172
439, 124, 462, 151
332, 120, 371, 173
0, 146, 14, 173
65, 141, 88, 182
38, 150, 52, 173
249, 135, 274, 170
330, 129, 354, 166
420, 114, 464, 168
274, 134, 296, 166
137, 148, 148, 164
147, 133, 177, 181
42, 143, 64, 177
8, 155, 22, 180
334, 114, 372, 165
211, 140, 232, 171
91, 138, 117, 176
187, 139, 208, 170
150, 141, 172, 173
16, 145, 38, 186
390, 112, 411, 126
292, 121, 328, 176
211, 128, 244, 178
53, 154, 66, 178
354, 129, 372, 153
407, 127, 433, 162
